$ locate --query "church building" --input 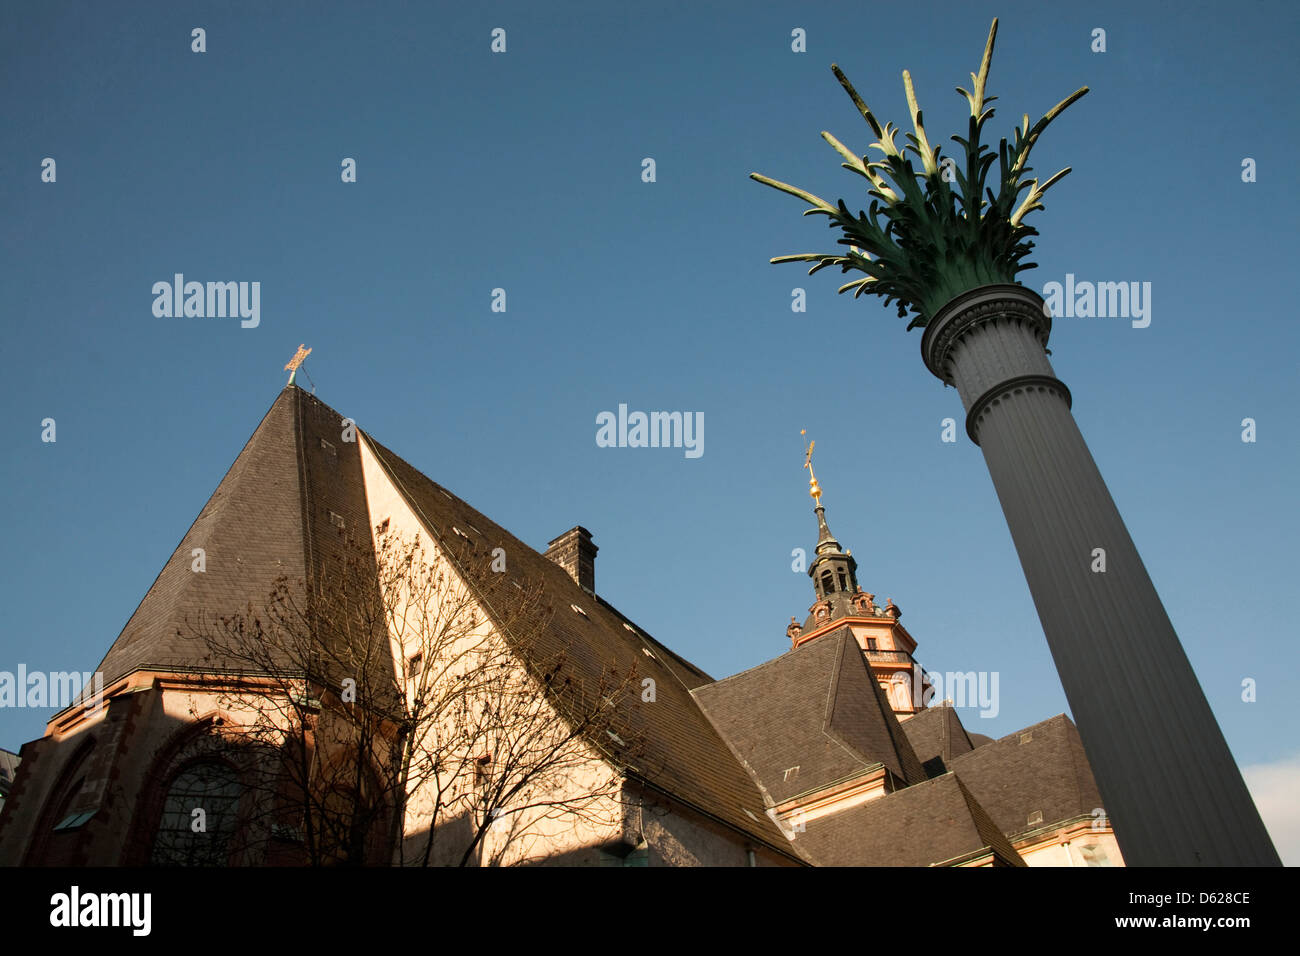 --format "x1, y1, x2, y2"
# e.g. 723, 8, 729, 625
0, 385, 1123, 867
